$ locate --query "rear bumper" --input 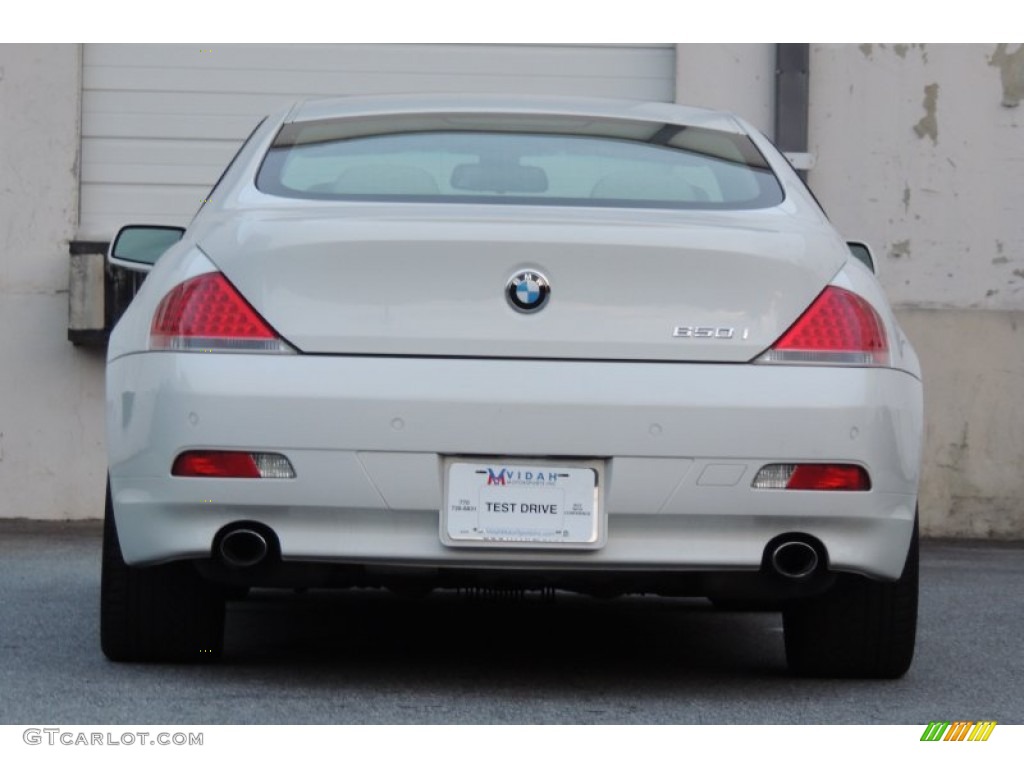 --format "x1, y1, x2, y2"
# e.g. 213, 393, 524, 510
107, 353, 922, 580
